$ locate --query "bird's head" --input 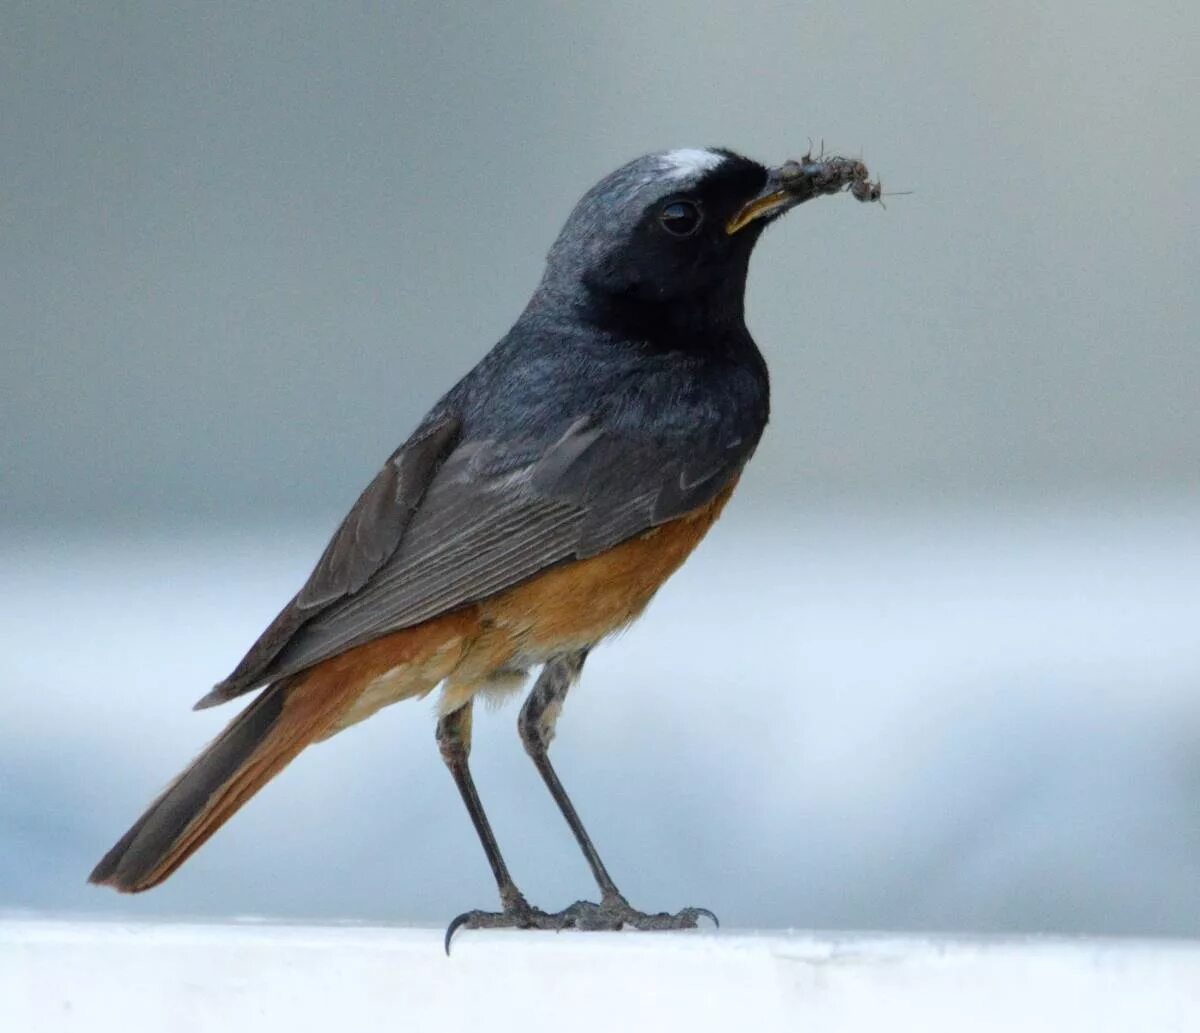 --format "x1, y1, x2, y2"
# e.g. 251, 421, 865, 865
537, 148, 862, 334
